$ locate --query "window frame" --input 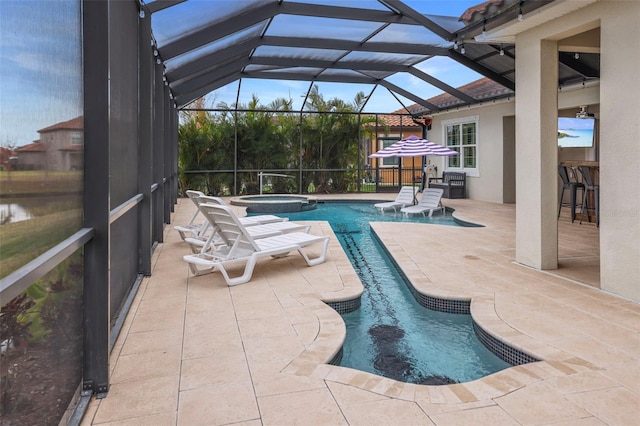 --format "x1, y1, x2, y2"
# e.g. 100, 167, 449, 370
377, 135, 400, 167
441, 115, 479, 177
71, 131, 83, 145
